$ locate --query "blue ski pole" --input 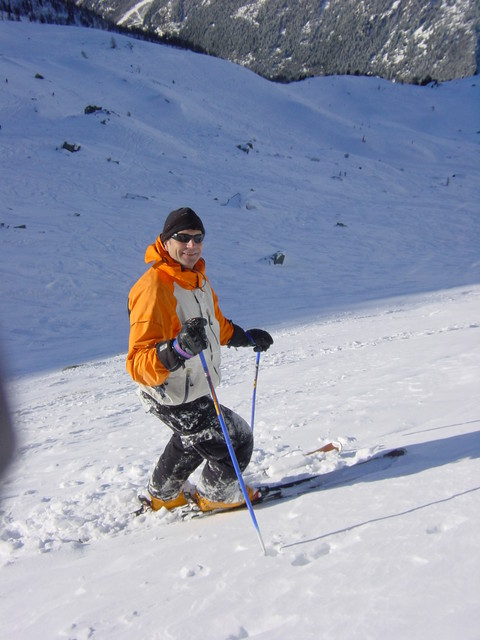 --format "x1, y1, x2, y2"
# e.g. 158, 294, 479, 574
245, 332, 260, 432
199, 351, 266, 555
250, 351, 260, 432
